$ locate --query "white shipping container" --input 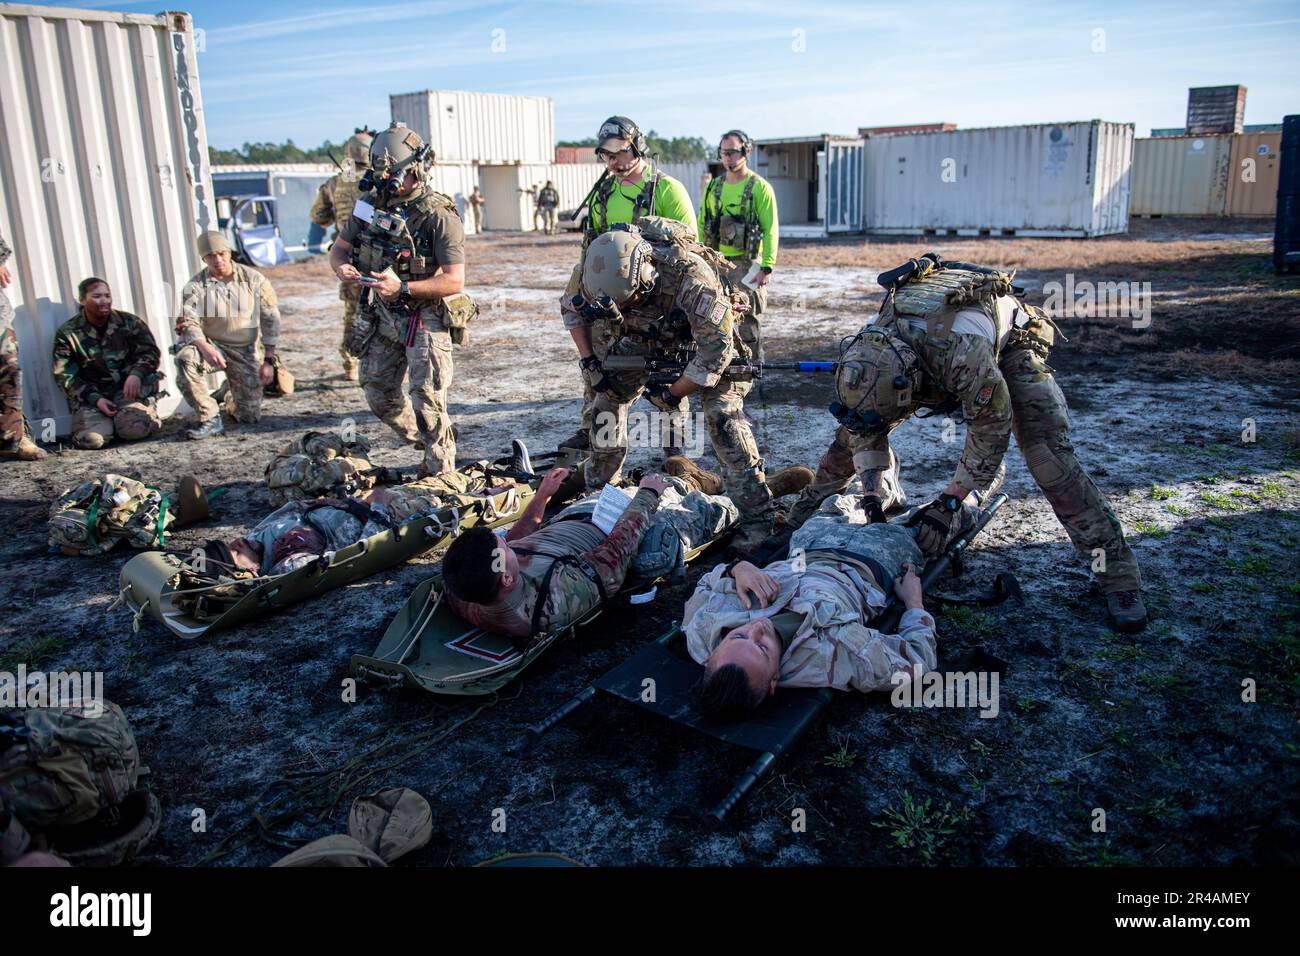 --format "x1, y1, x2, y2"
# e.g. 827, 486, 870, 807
754, 135, 865, 238
863, 121, 1134, 237
425, 162, 482, 234
390, 90, 555, 165
0, 3, 215, 434
1130, 135, 1232, 216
